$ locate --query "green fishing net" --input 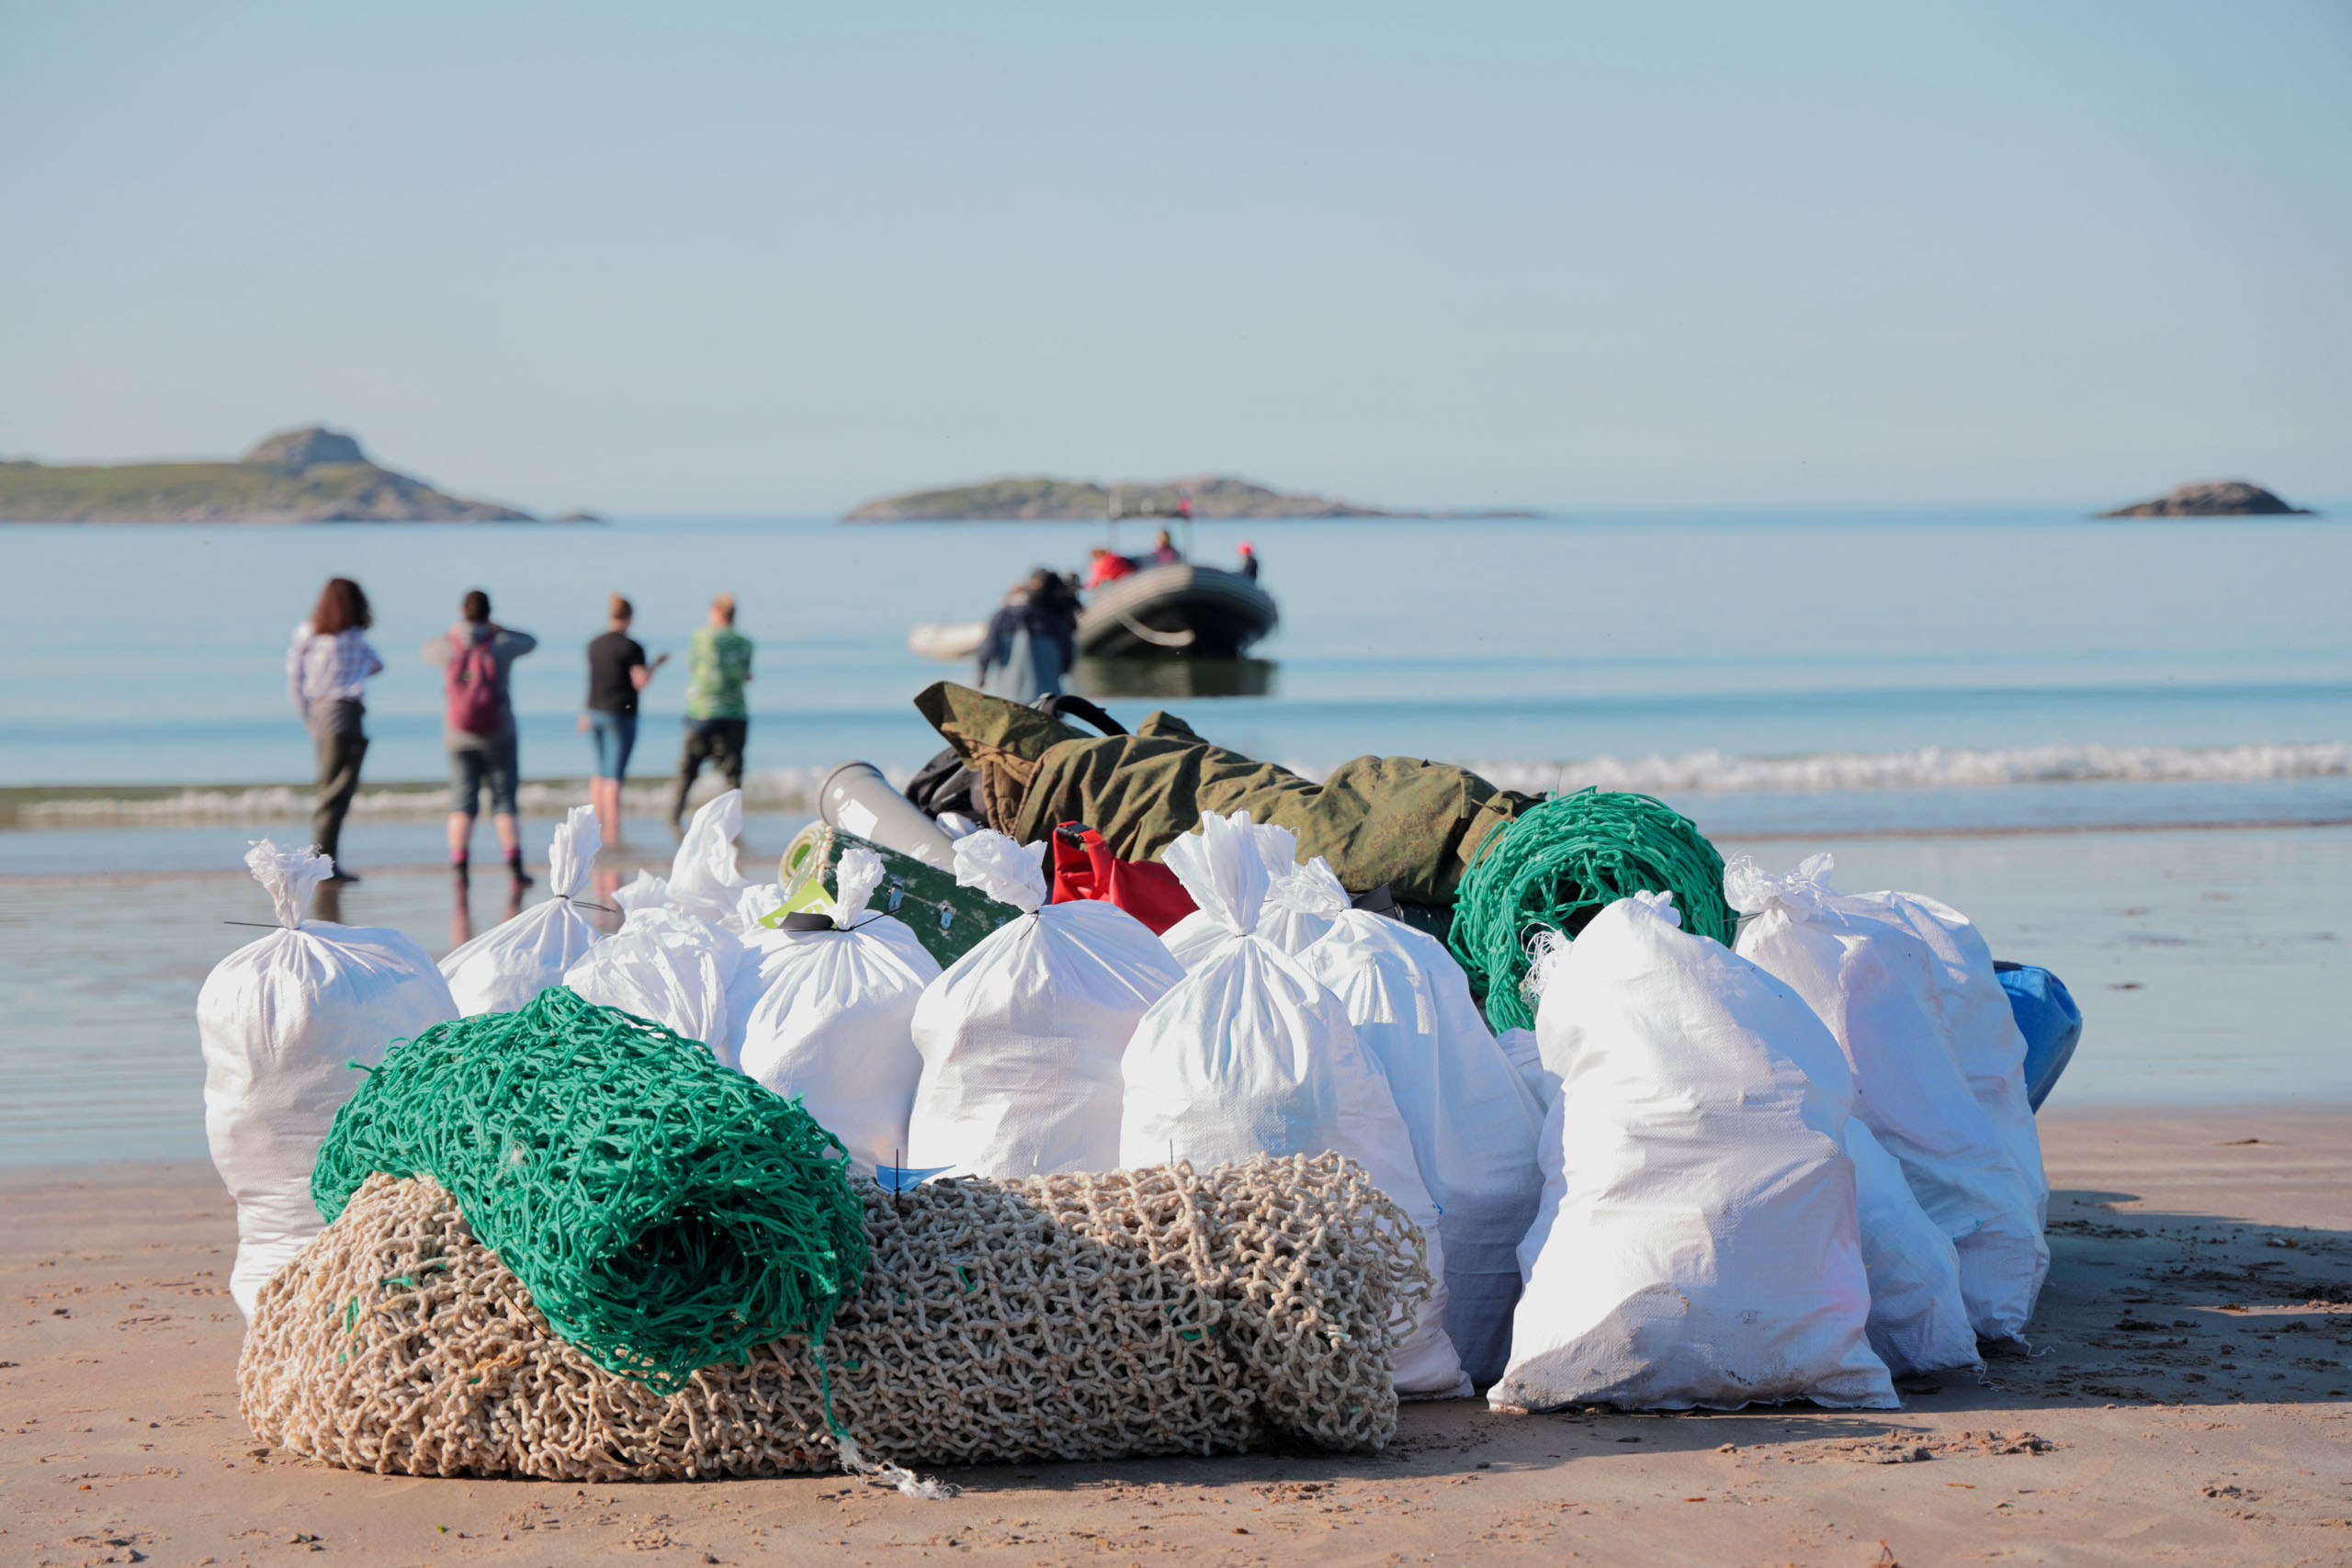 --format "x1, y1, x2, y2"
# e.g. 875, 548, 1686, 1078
1448, 786, 1736, 1032
311, 987, 866, 1396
